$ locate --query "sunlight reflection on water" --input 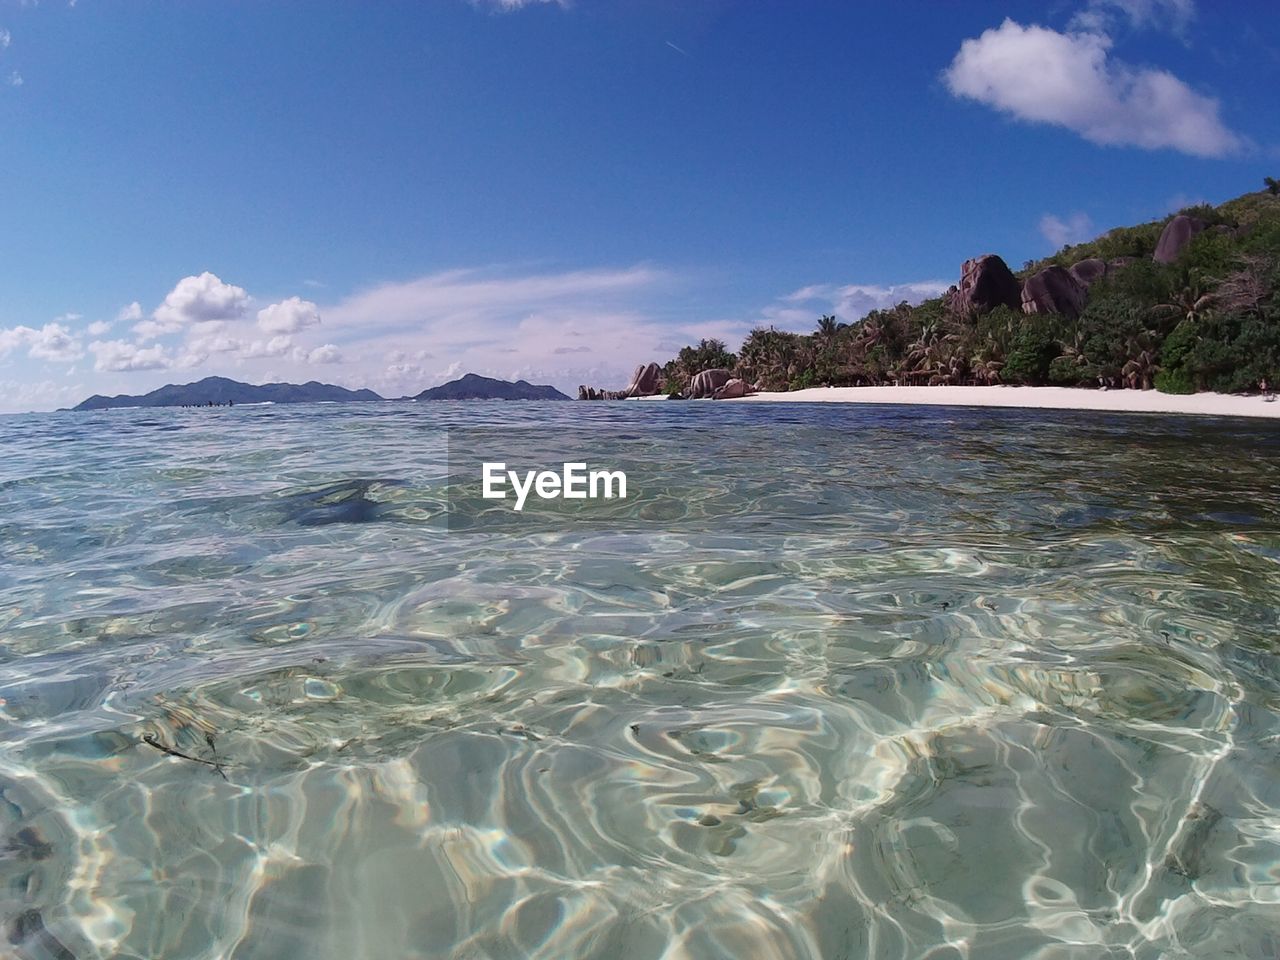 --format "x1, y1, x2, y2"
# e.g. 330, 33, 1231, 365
0, 401, 1278, 959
